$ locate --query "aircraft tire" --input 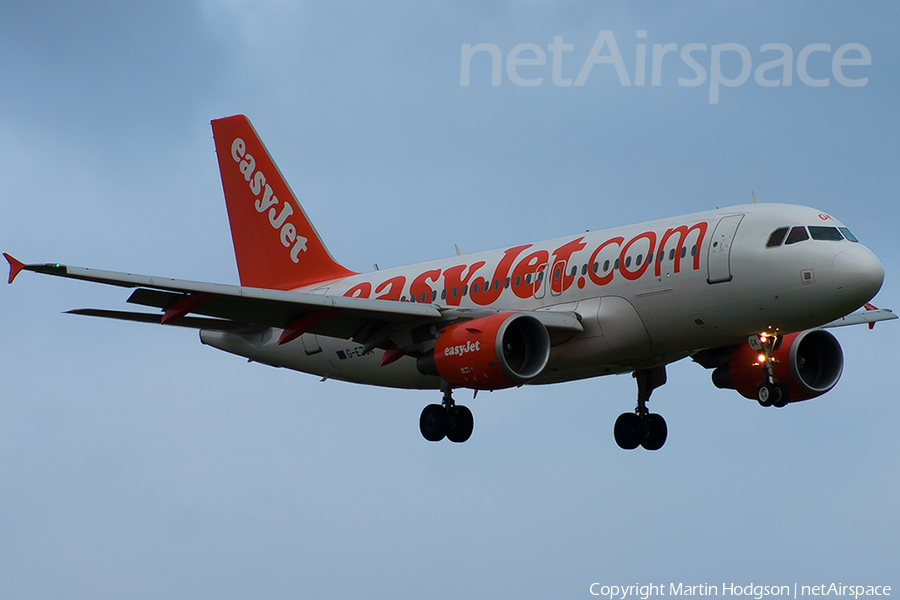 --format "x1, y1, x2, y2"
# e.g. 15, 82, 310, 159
640, 414, 667, 451
772, 383, 789, 408
757, 382, 776, 407
614, 412, 642, 450
446, 405, 474, 443
420, 404, 448, 442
